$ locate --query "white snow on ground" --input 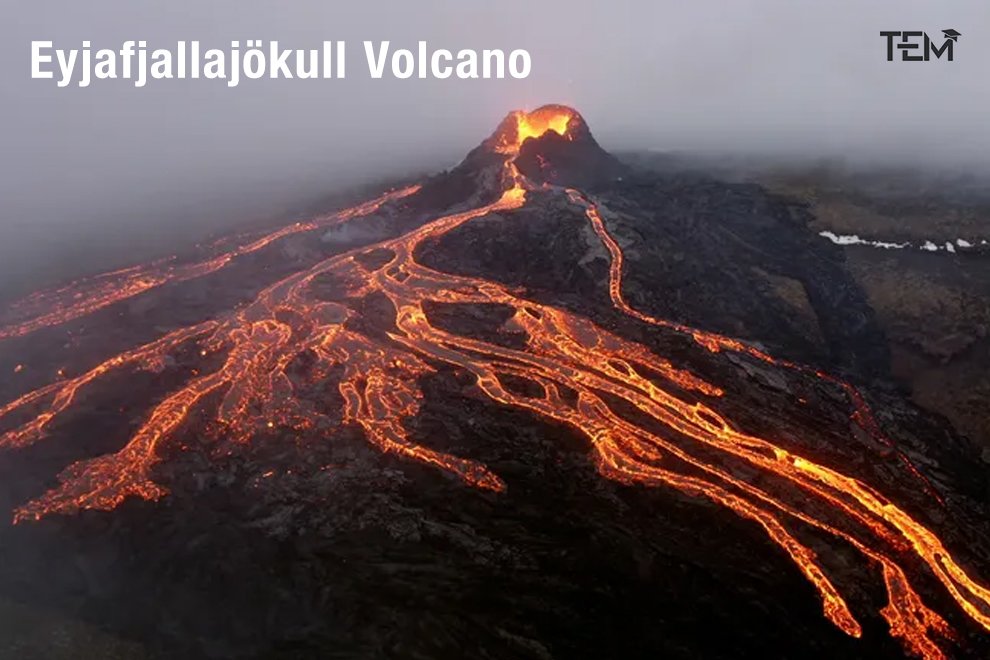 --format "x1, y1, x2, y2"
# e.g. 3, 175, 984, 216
819, 231, 988, 254
818, 231, 908, 249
